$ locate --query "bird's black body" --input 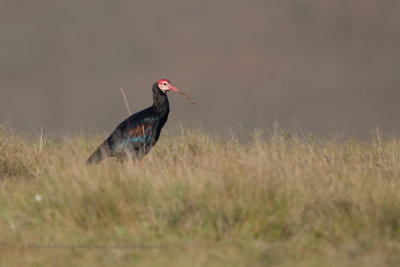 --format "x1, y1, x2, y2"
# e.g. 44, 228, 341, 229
87, 83, 170, 164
